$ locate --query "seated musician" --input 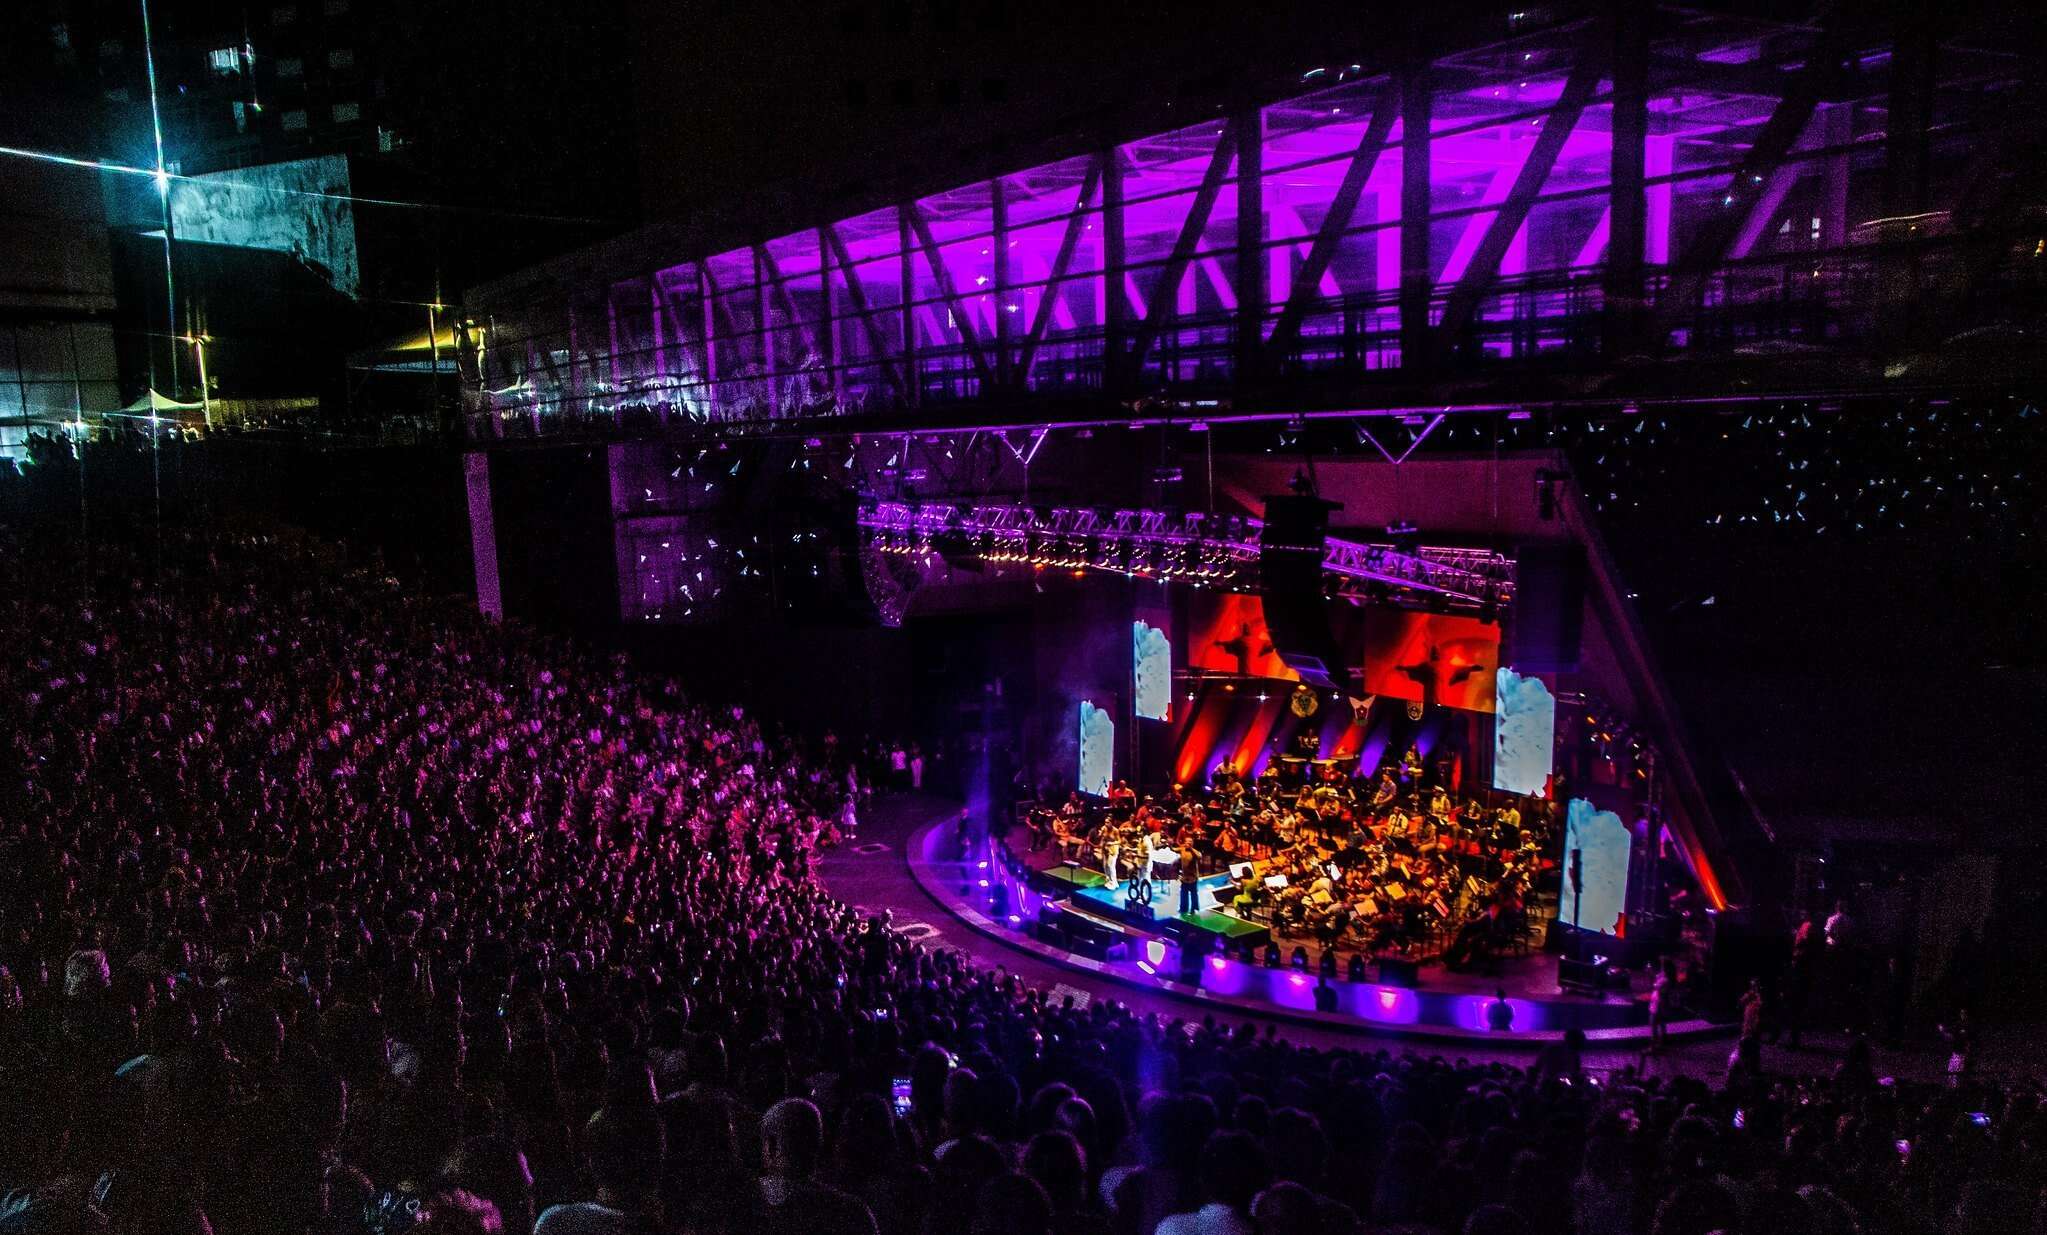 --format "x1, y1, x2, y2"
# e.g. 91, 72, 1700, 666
1026, 806, 1054, 853
1052, 812, 1087, 864
1399, 745, 1424, 785
1371, 770, 1399, 808
1427, 786, 1451, 822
